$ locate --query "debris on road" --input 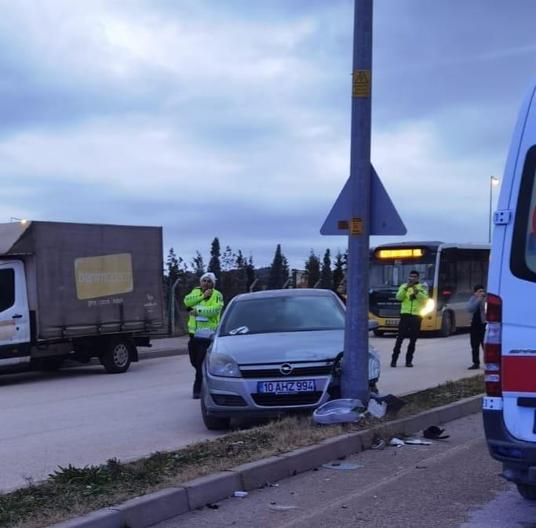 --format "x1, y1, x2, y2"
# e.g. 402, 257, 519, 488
370, 437, 386, 450
233, 491, 248, 498
423, 426, 450, 439
313, 399, 366, 424
367, 398, 387, 418
269, 504, 299, 511
404, 438, 432, 446
389, 437, 405, 447
321, 462, 363, 471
